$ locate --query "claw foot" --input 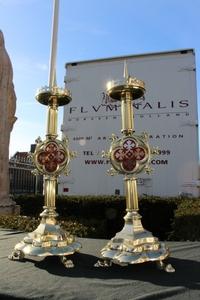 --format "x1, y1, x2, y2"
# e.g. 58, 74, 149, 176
157, 260, 175, 273
60, 256, 74, 268
94, 259, 112, 267
8, 250, 25, 261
